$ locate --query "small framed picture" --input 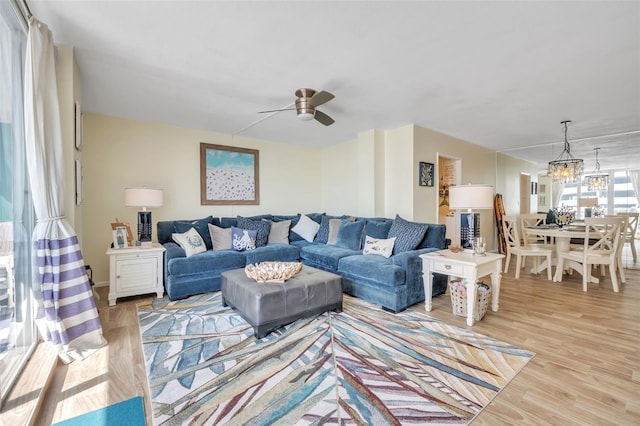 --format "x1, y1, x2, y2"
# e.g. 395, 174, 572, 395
111, 220, 134, 246
419, 162, 434, 187
112, 227, 129, 249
